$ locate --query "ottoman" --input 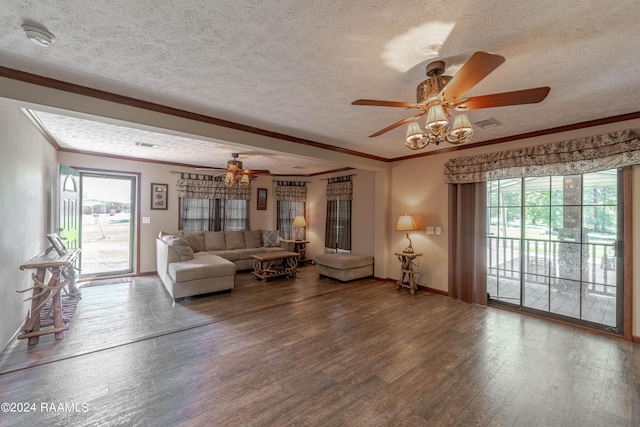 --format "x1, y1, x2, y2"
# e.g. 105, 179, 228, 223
314, 253, 374, 282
